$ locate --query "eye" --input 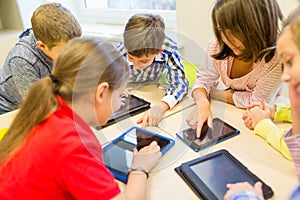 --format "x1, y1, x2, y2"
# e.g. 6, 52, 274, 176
285, 58, 293, 67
